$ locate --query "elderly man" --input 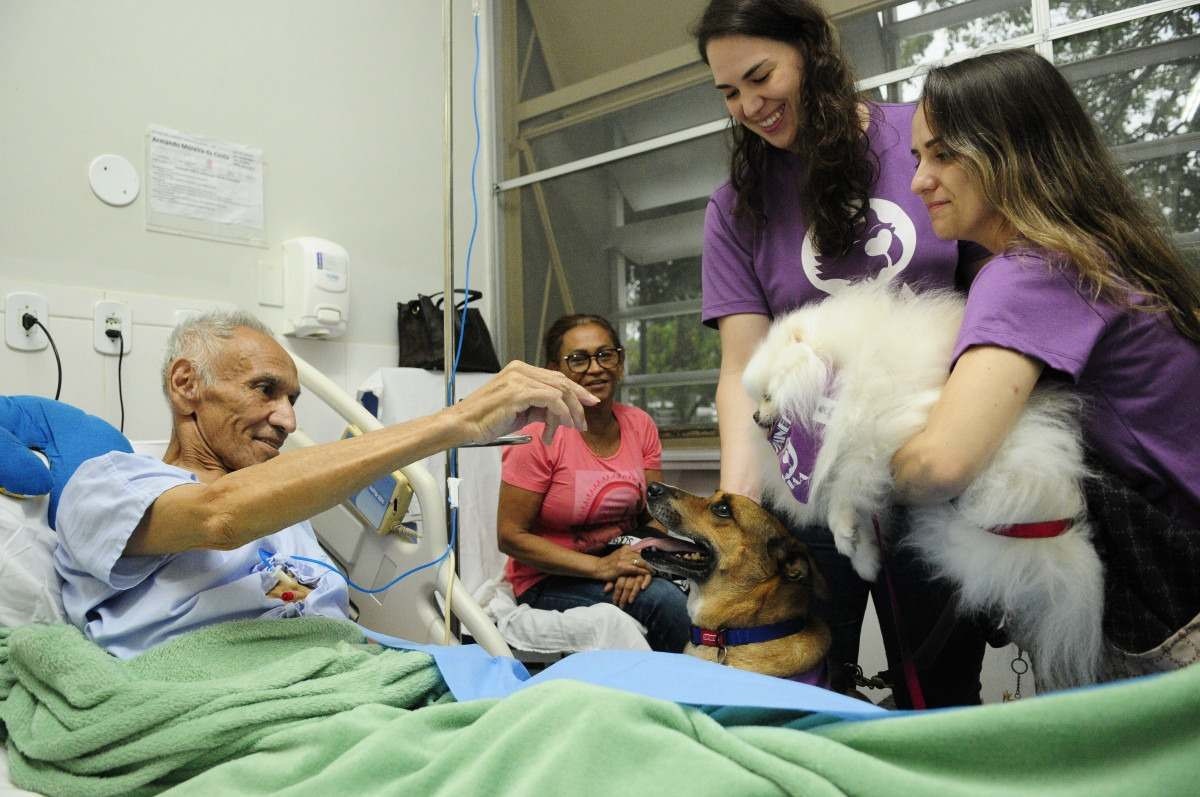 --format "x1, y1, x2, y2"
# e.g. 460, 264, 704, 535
54, 310, 595, 658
